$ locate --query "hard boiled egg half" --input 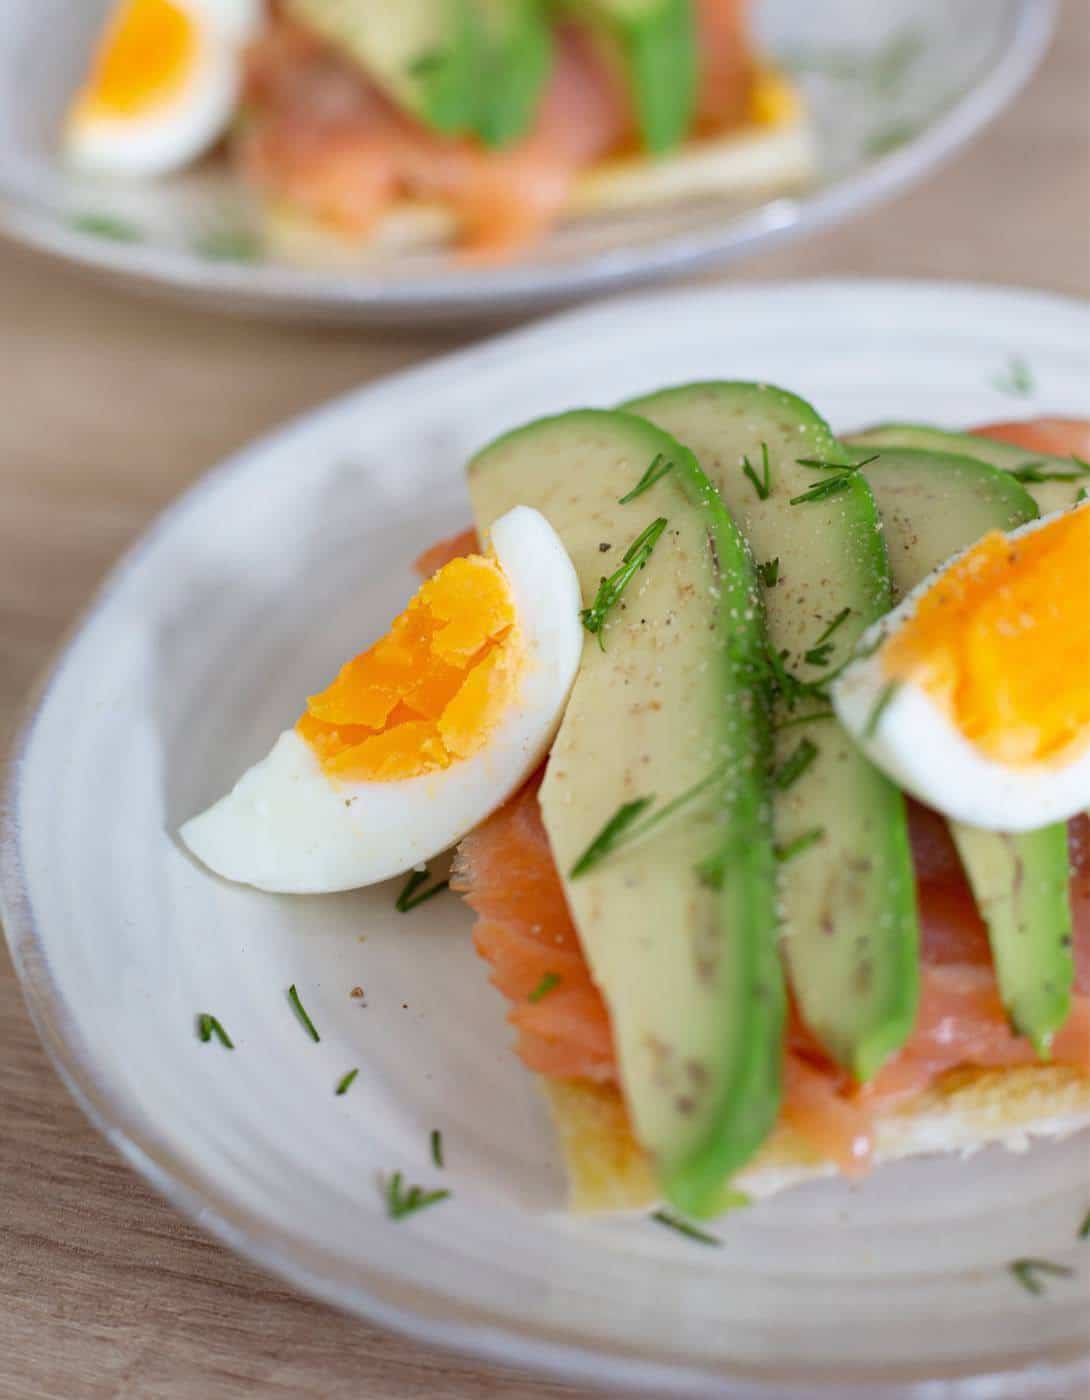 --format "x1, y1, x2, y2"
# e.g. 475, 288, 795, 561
65, 0, 261, 178
181, 507, 582, 893
834, 502, 1090, 832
